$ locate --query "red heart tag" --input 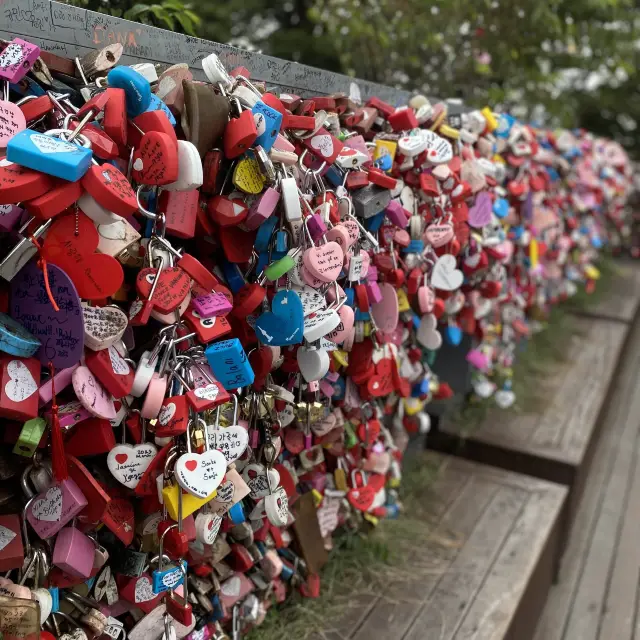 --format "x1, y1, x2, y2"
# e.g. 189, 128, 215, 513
347, 485, 375, 511
0, 160, 55, 204
42, 213, 124, 300
81, 164, 138, 217
136, 266, 191, 313
132, 131, 179, 186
